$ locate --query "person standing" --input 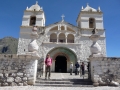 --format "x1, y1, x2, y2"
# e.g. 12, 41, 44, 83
81, 62, 85, 78
70, 62, 73, 75
75, 62, 80, 75
45, 54, 52, 79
